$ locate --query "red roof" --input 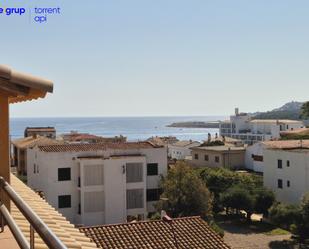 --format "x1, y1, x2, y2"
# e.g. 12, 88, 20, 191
38, 142, 163, 152
79, 216, 230, 249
